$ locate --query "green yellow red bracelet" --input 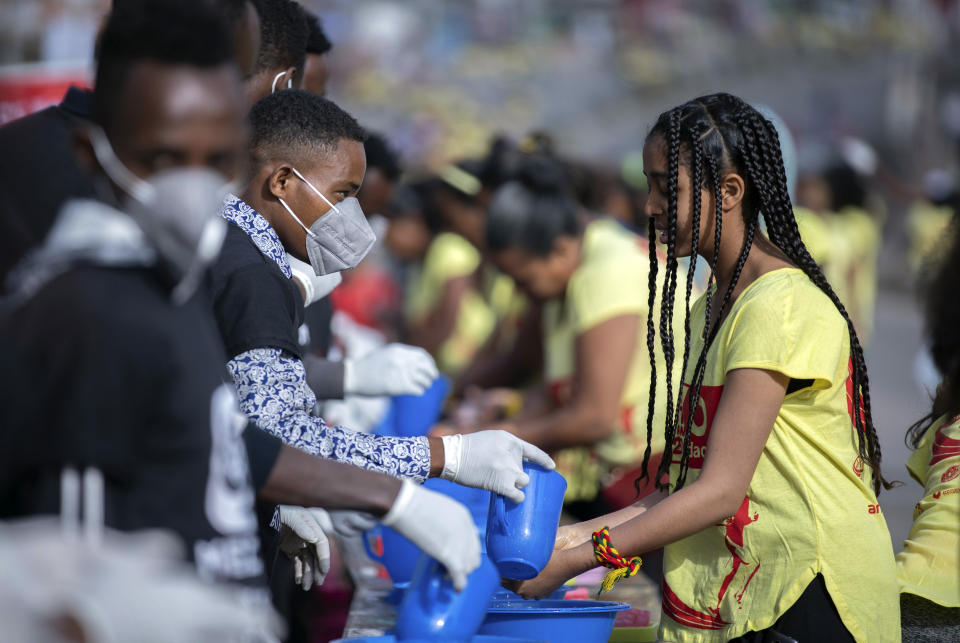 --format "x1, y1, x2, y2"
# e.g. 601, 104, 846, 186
592, 526, 643, 594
